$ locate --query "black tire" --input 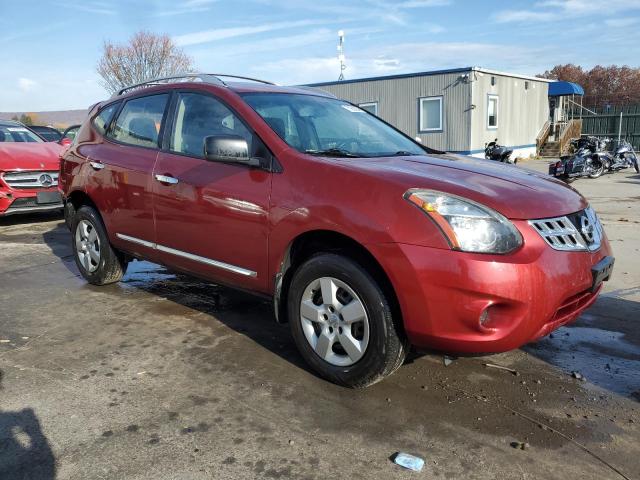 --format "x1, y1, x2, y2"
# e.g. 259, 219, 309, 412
72, 206, 128, 285
63, 201, 75, 230
633, 156, 640, 173
288, 253, 408, 388
588, 160, 605, 178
